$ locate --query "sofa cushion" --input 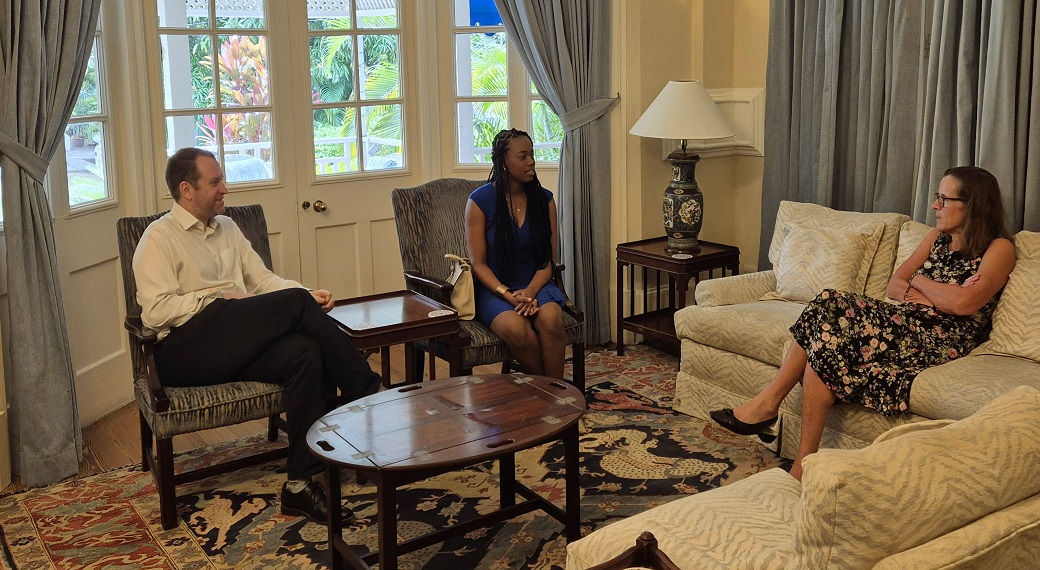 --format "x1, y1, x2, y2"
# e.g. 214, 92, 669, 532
872, 492, 1040, 570
910, 353, 1040, 420
765, 224, 882, 303
893, 220, 932, 269
565, 468, 801, 570
885, 220, 933, 303
675, 300, 806, 366
972, 230, 1040, 363
768, 201, 910, 299
795, 385, 1040, 569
